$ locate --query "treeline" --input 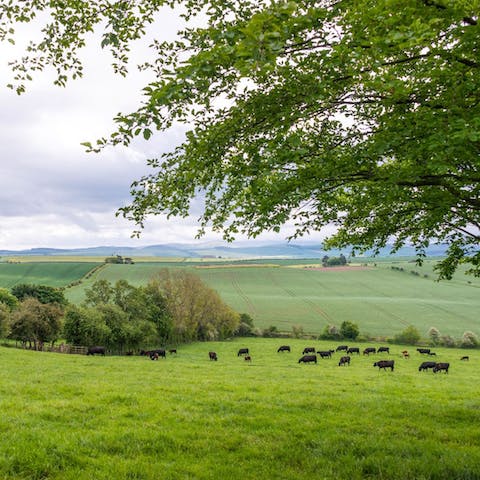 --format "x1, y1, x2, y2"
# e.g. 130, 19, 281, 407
317, 321, 479, 349
0, 270, 243, 352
